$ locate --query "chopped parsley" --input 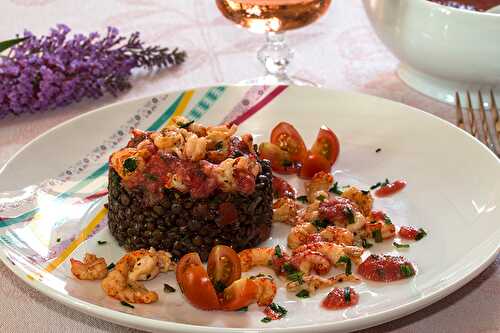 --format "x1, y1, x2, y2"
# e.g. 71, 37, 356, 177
178, 120, 194, 129
393, 242, 410, 249
97, 240, 107, 245
274, 245, 283, 258
144, 172, 158, 181
370, 182, 382, 190
296, 290, 310, 298
214, 280, 226, 293
362, 238, 373, 249
269, 303, 287, 318
329, 182, 343, 195
372, 229, 383, 243
283, 263, 304, 283
106, 262, 115, 270
383, 214, 392, 225
336, 256, 352, 275
344, 287, 351, 303
163, 283, 176, 293
120, 301, 135, 308
296, 195, 308, 203
400, 264, 416, 278
361, 190, 370, 195
375, 148, 382, 153
415, 228, 428, 241
56, 238, 61, 243
237, 306, 248, 312
123, 157, 137, 173
214, 141, 224, 151
344, 207, 355, 225
312, 219, 329, 230
317, 194, 326, 202
261, 317, 272, 323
